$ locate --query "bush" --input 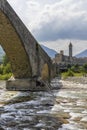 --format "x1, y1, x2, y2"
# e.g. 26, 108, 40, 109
0, 54, 12, 80
83, 63, 87, 73
61, 64, 87, 79
3, 63, 12, 74
67, 69, 74, 76
71, 64, 80, 73
0, 73, 12, 80
0, 65, 4, 74
3, 55, 9, 66
62, 69, 74, 79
